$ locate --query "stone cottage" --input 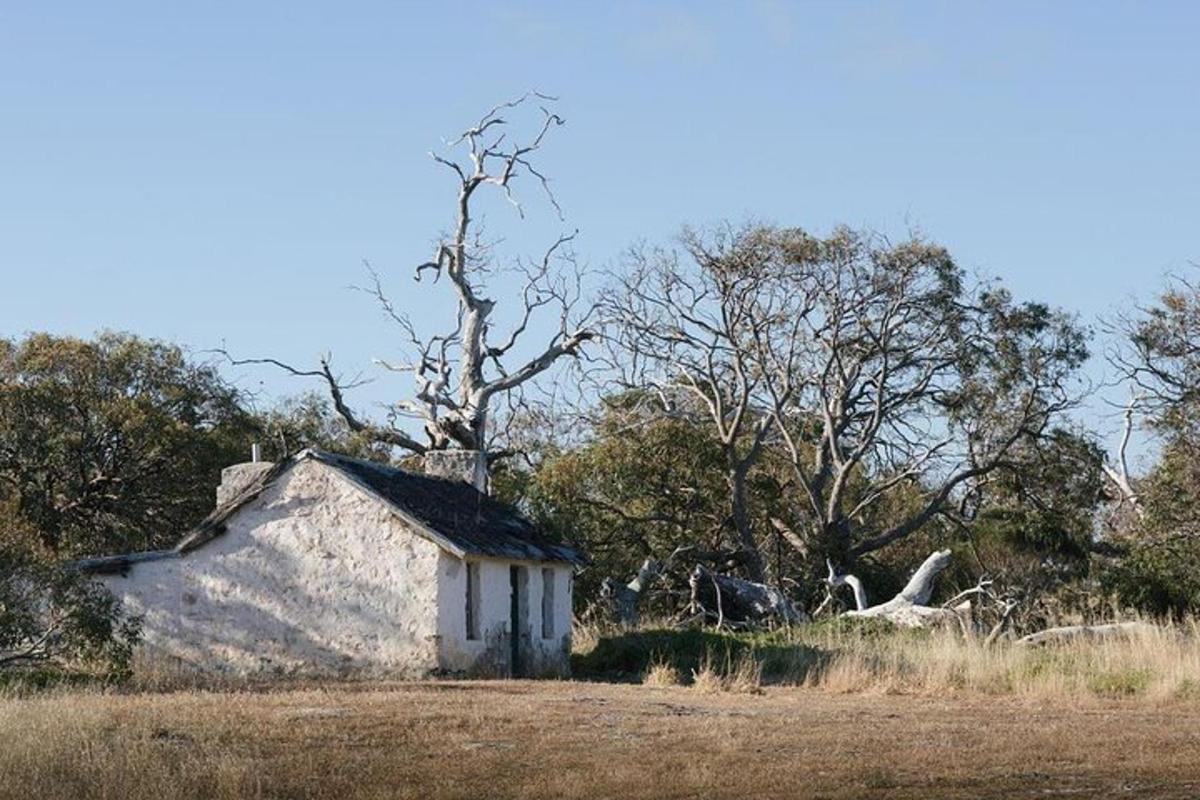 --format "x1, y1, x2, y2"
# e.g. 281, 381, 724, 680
78, 449, 585, 677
